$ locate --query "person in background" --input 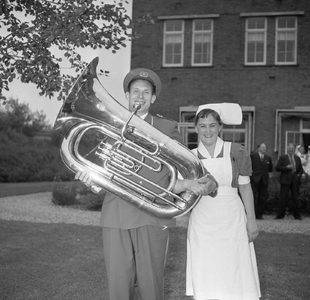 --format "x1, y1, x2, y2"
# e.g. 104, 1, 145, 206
186, 103, 261, 300
75, 68, 218, 300
295, 145, 307, 174
275, 143, 303, 220
250, 143, 273, 219
303, 145, 310, 176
